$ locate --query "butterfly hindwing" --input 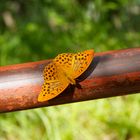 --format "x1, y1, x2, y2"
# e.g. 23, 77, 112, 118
38, 63, 69, 102
72, 50, 94, 78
